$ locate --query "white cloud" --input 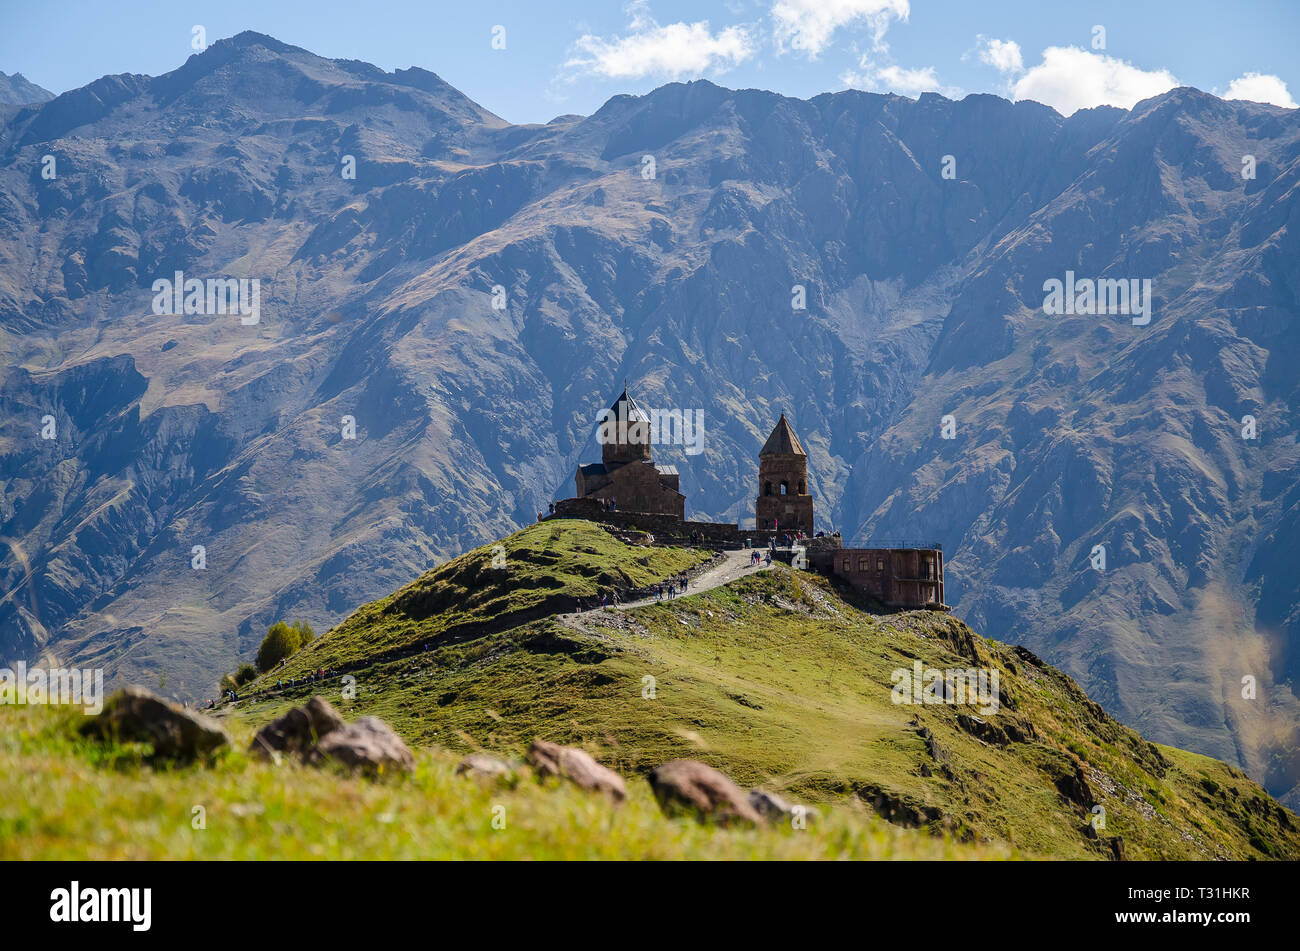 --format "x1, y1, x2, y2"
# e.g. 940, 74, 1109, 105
773, 0, 910, 58
564, 2, 755, 80
1220, 72, 1297, 109
841, 57, 961, 99
975, 36, 1023, 75
1010, 46, 1179, 116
